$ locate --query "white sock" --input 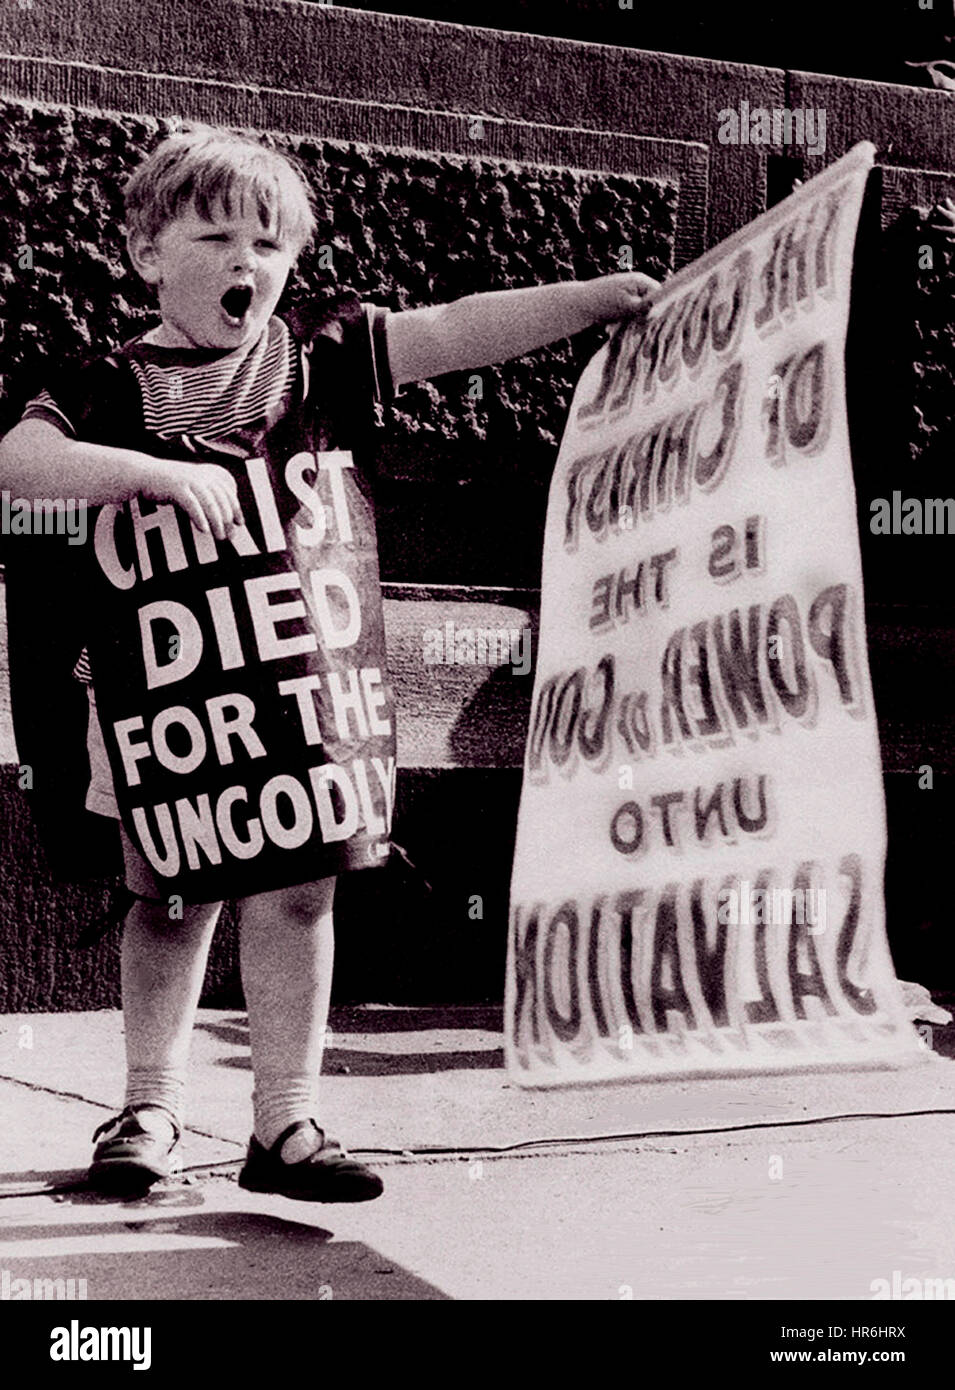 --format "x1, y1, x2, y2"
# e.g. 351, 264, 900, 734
124, 1066, 185, 1137
253, 1078, 322, 1160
